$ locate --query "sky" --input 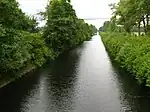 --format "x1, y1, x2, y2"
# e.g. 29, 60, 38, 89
18, 0, 118, 28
